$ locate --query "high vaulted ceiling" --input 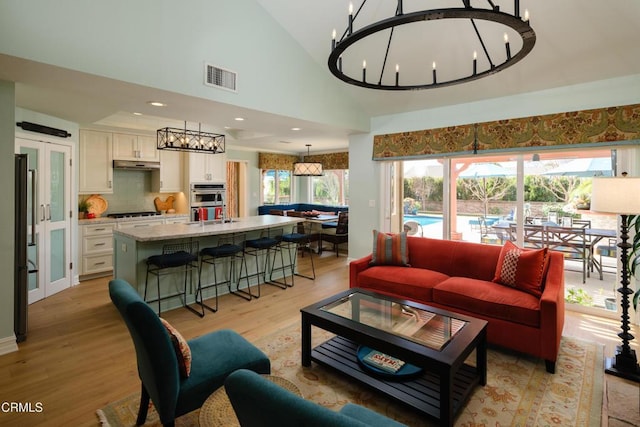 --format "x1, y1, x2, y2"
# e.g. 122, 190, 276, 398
3, 0, 640, 154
